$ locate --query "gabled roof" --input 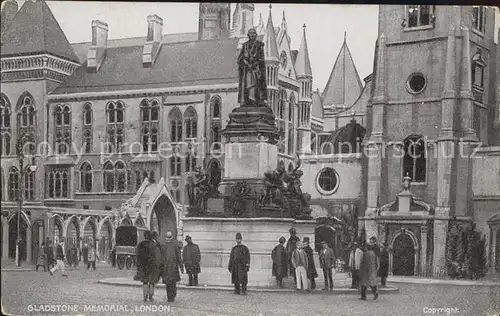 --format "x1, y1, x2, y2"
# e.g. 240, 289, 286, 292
322, 34, 363, 107
264, 8, 279, 60
71, 32, 198, 63
1, 0, 79, 63
295, 25, 313, 77
51, 37, 240, 95
311, 89, 323, 119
